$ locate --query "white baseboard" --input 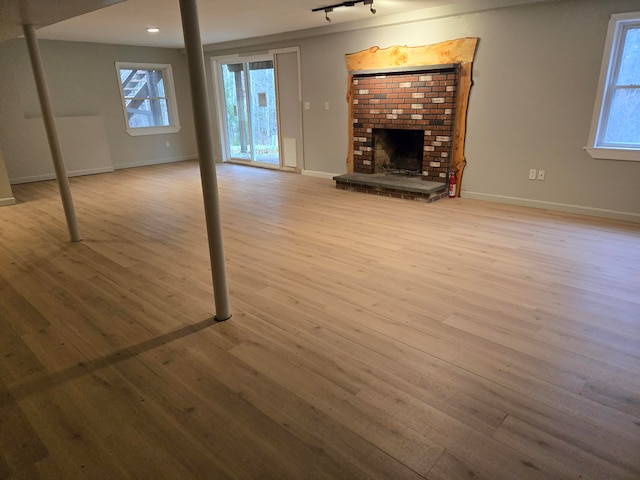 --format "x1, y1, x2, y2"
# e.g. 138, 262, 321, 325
0, 196, 16, 206
114, 156, 195, 170
302, 169, 340, 179
462, 191, 640, 223
10, 166, 115, 185
10, 157, 196, 185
